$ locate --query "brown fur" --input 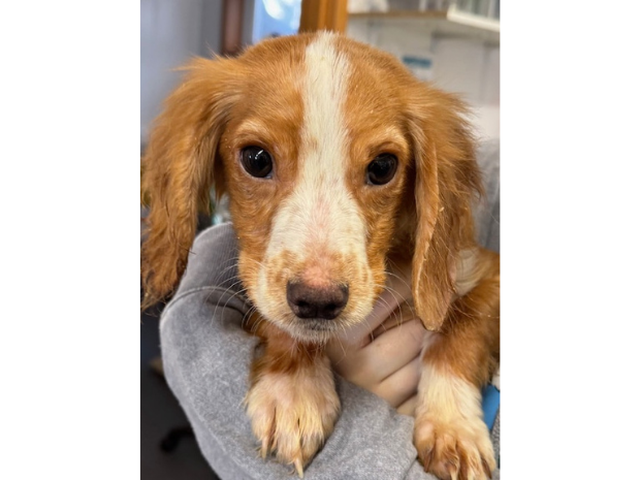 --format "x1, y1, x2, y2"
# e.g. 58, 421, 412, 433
141, 56, 242, 308
141, 33, 499, 480
428, 249, 500, 386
